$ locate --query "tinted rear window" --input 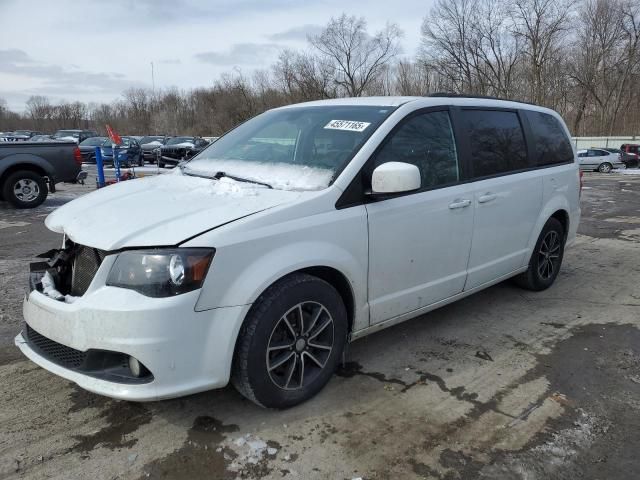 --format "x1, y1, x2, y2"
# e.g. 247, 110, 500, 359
463, 110, 528, 177
526, 111, 573, 166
